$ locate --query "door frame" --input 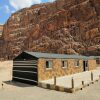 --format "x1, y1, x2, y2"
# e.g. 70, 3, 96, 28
83, 60, 88, 71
